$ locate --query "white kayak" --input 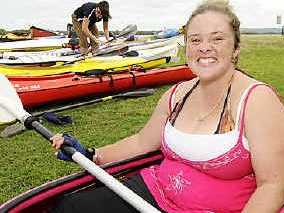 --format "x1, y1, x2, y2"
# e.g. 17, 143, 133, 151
0, 36, 180, 65
128, 36, 181, 51
0, 37, 70, 52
